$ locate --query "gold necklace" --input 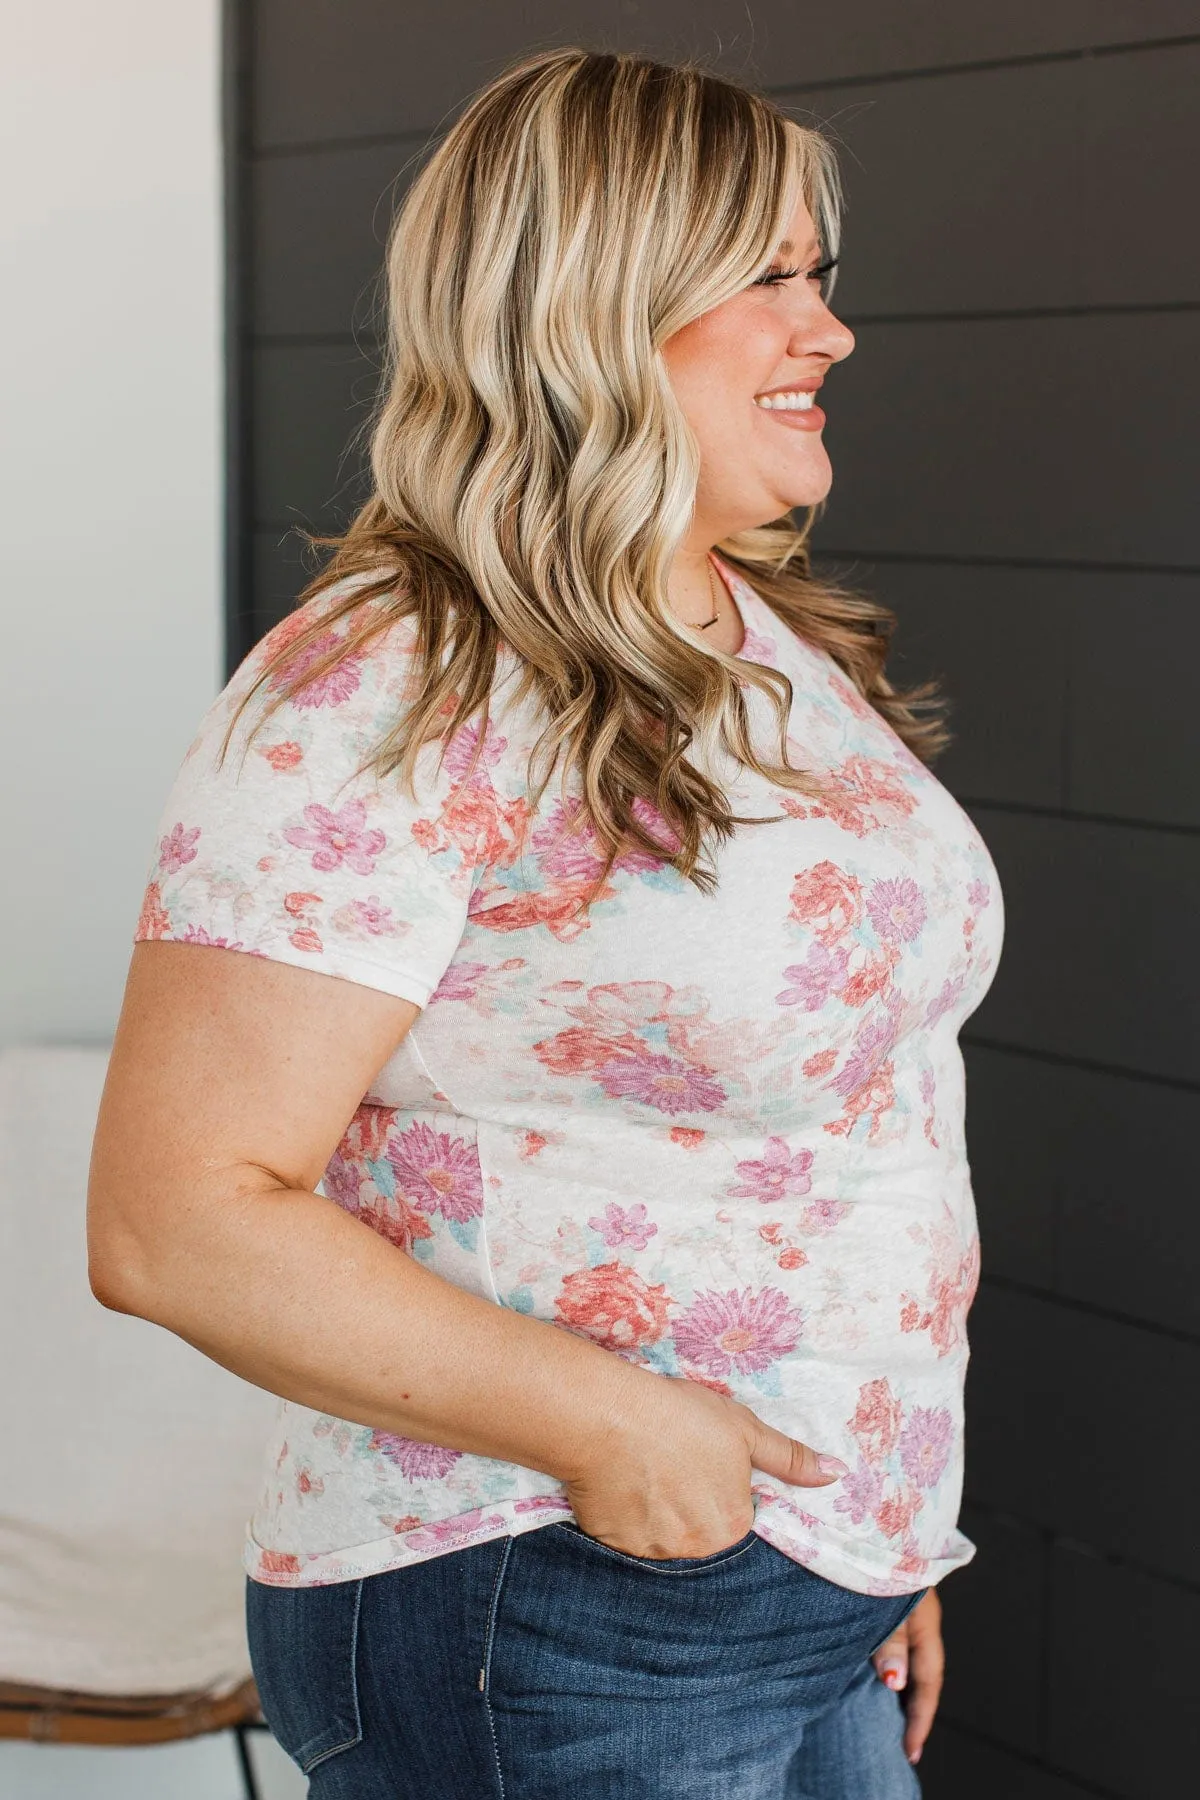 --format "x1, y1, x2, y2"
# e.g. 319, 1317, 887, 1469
684, 557, 722, 630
